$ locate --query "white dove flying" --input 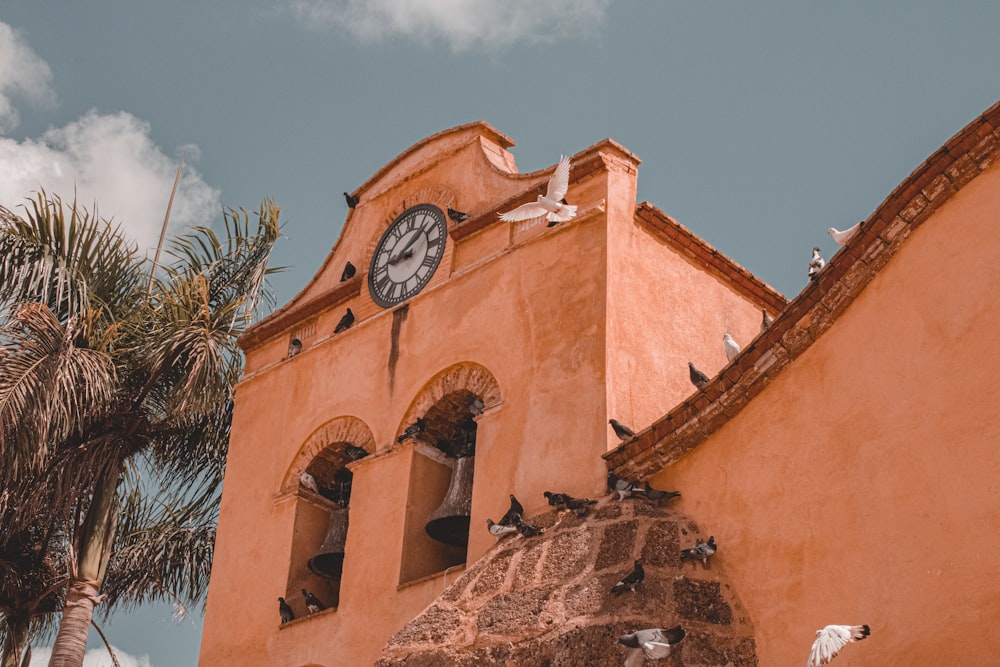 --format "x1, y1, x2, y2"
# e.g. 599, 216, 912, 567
499, 156, 577, 224
807, 624, 870, 666
827, 221, 862, 245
